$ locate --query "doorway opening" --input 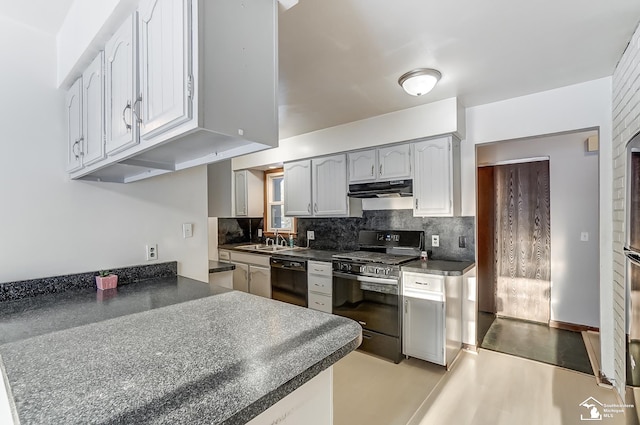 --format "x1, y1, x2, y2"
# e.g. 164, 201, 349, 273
475, 130, 599, 375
